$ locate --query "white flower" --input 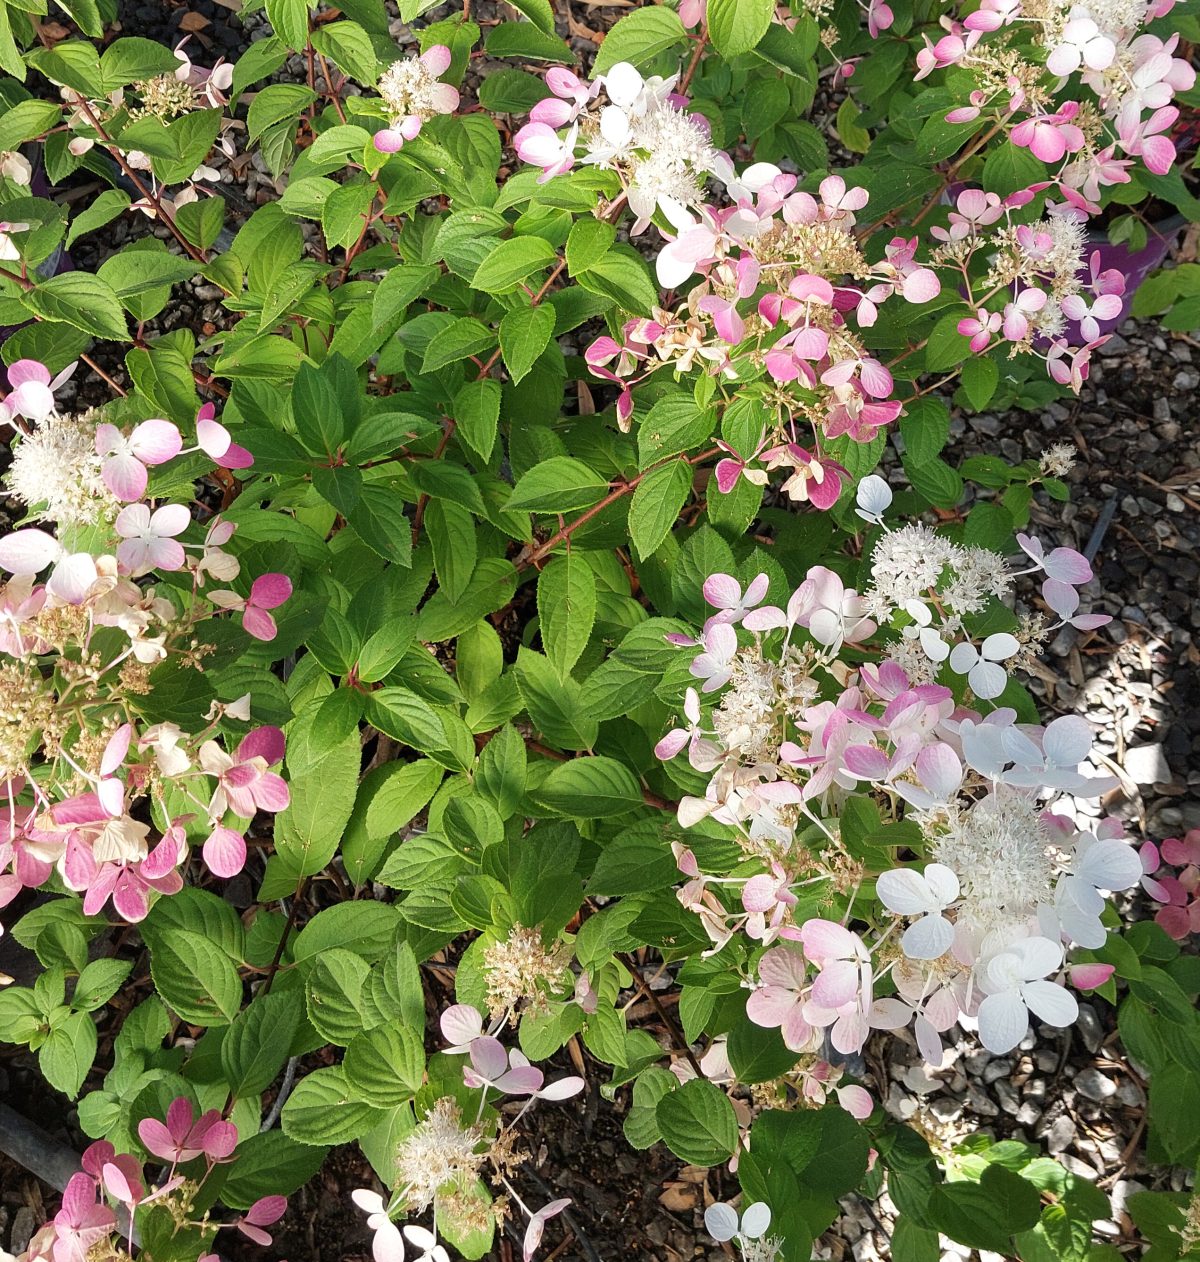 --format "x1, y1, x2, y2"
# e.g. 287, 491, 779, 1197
1046, 17, 1116, 76
901, 600, 951, 663
948, 632, 1019, 699
351, 1190, 405, 1262
1054, 833, 1142, 947
403, 1225, 449, 1262
689, 621, 737, 692
1001, 714, 1114, 793
876, 863, 960, 959
976, 937, 1077, 1054
705, 1201, 772, 1244
855, 474, 893, 523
